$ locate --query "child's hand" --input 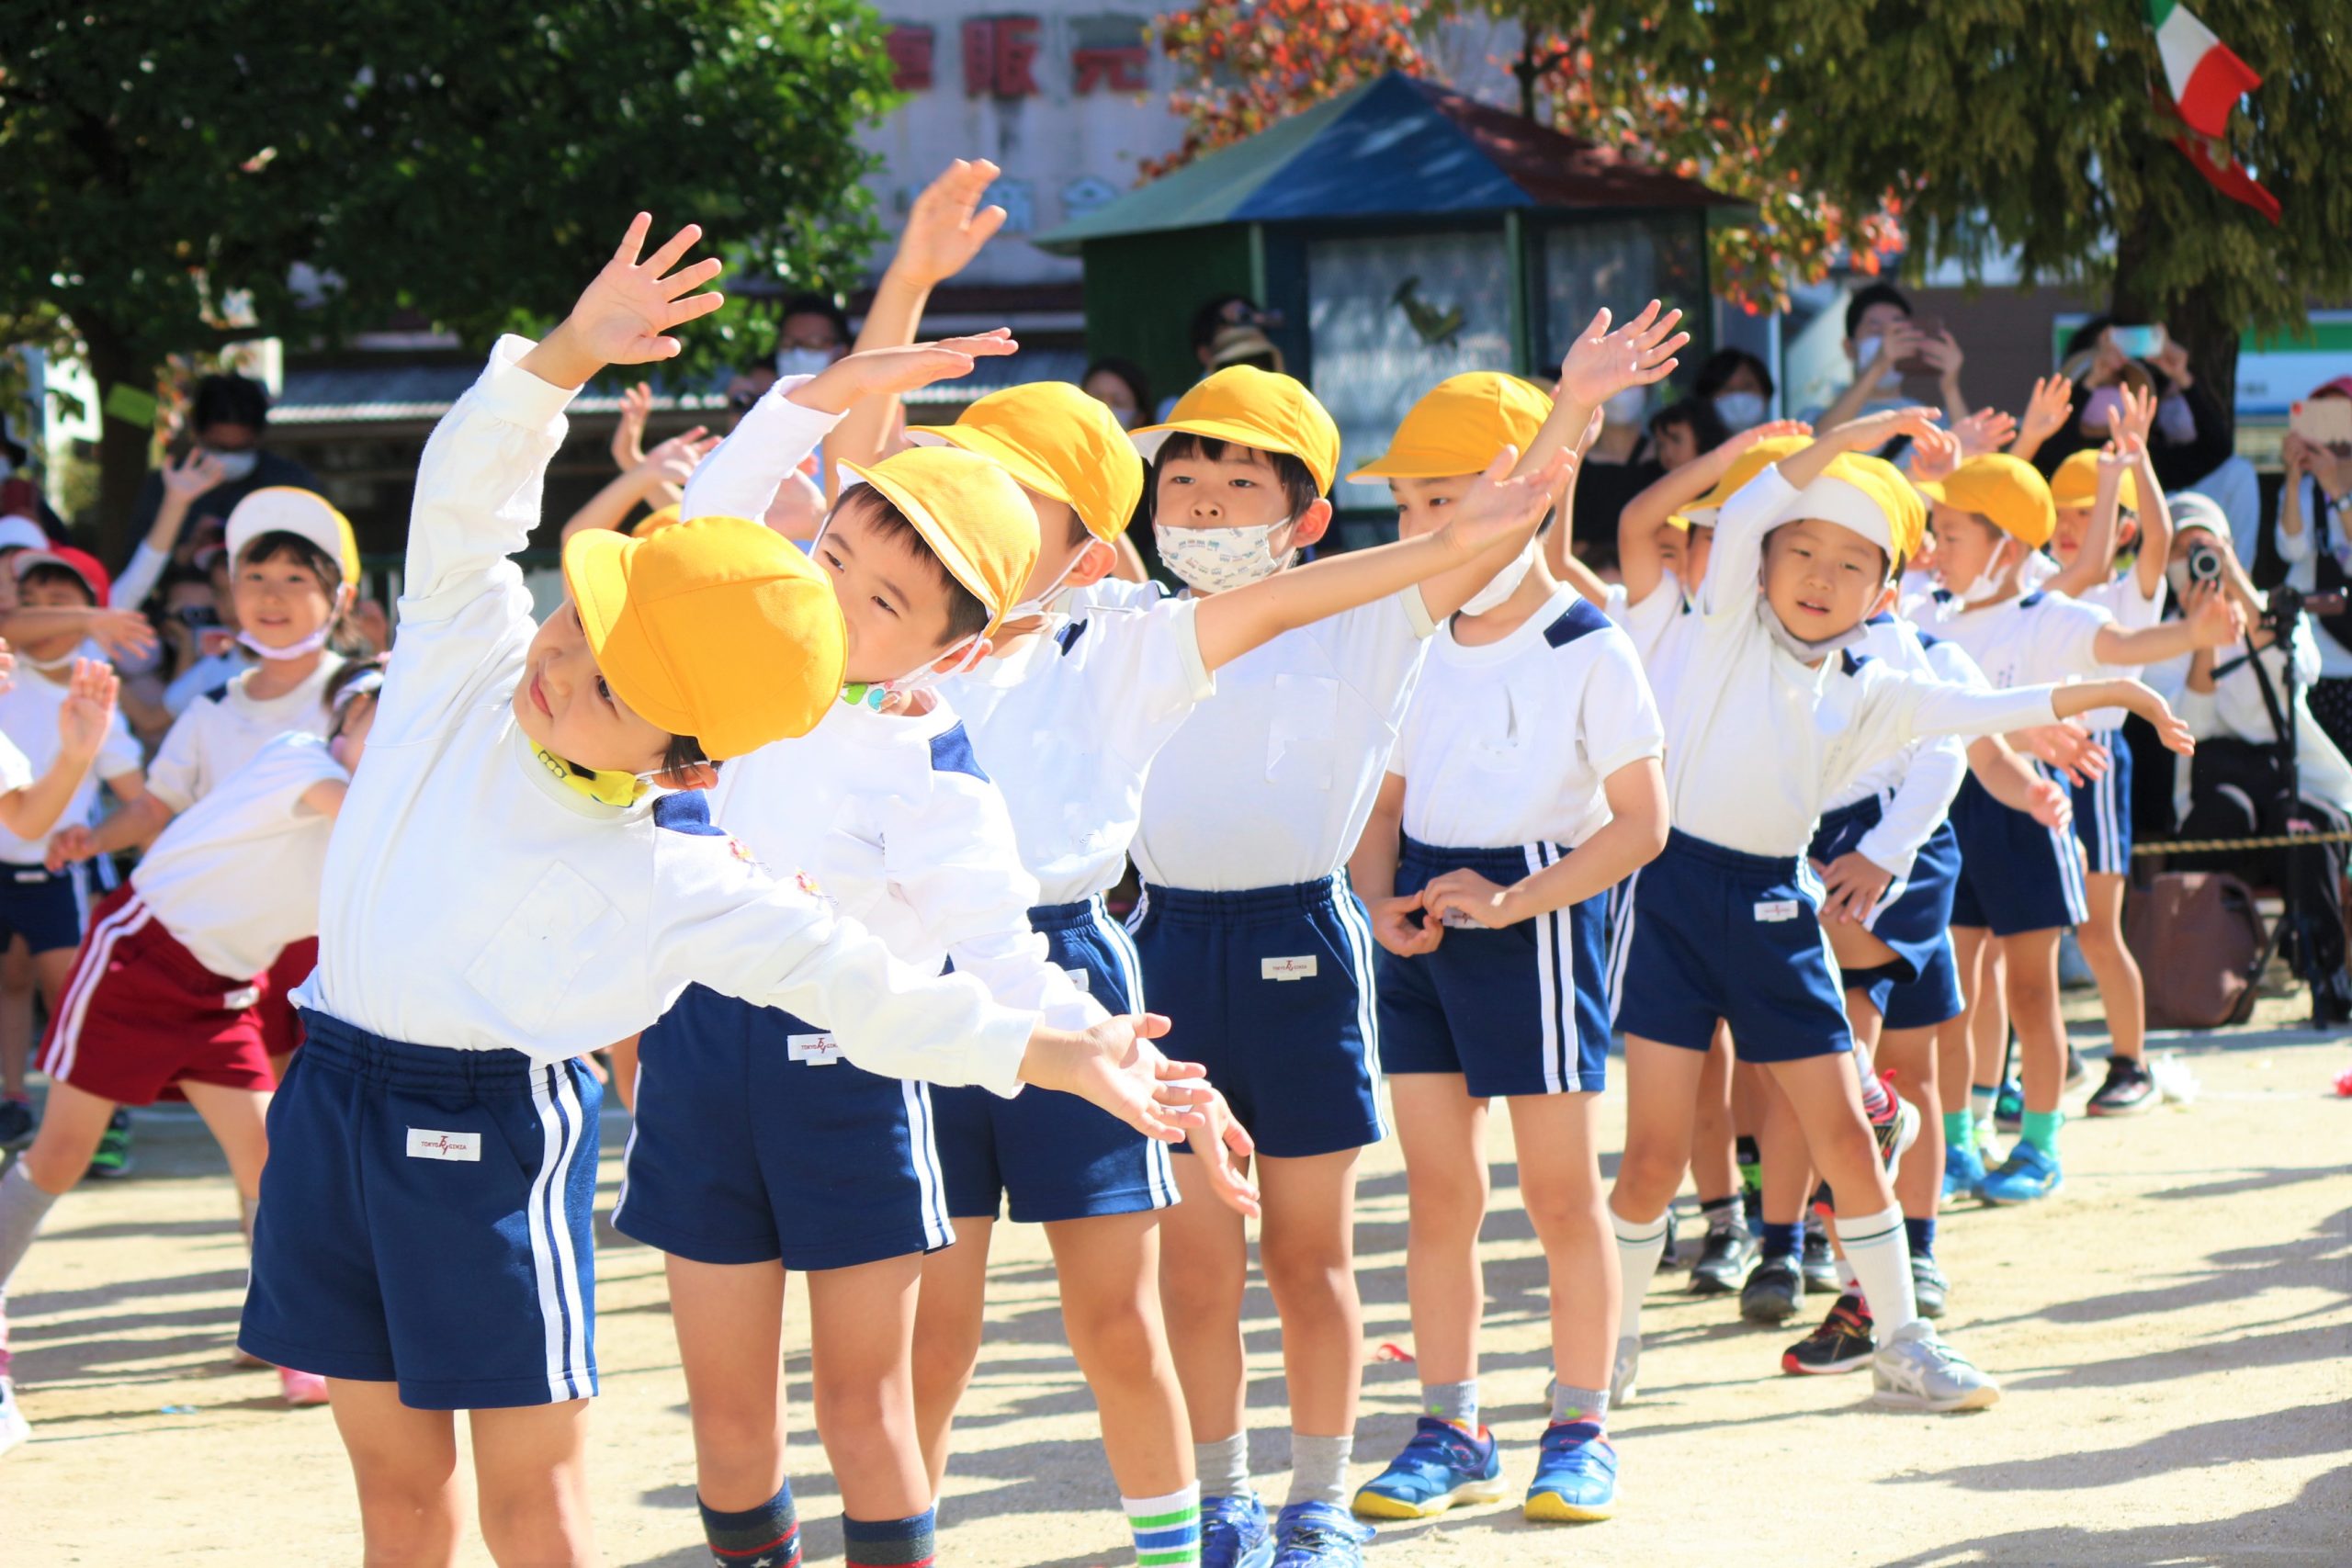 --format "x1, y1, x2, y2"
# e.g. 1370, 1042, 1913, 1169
890, 159, 1009, 288
1421, 867, 1521, 929
1953, 407, 2017, 459
2024, 777, 2072, 830
636, 427, 717, 489
1438, 446, 1576, 562
2111, 380, 2159, 451
1727, 418, 1813, 457
1026, 1013, 1211, 1142
350, 598, 392, 655
0, 636, 16, 695
610, 382, 654, 472
44, 824, 96, 872
529, 214, 726, 384
1830, 404, 1944, 455
1186, 1088, 1261, 1218
792, 330, 1020, 416
89, 608, 157, 663
1555, 301, 1689, 408
2125, 682, 2197, 756
56, 659, 119, 760
1910, 424, 1963, 485
1367, 891, 1440, 957
2019, 374, 2075, 449
2184, 578, 2245, 648
1815, 851, 1894, 925
2017, 720, 2109, 786
161, 448, 228, 501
